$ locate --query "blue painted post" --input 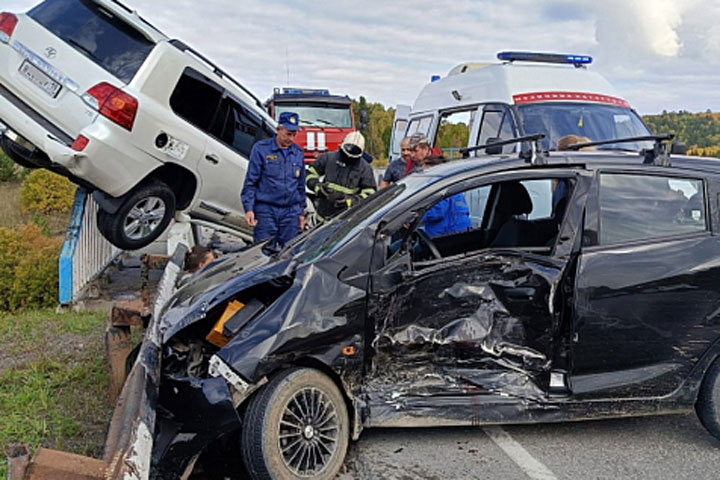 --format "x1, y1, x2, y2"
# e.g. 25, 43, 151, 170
58, 188, 87, 304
